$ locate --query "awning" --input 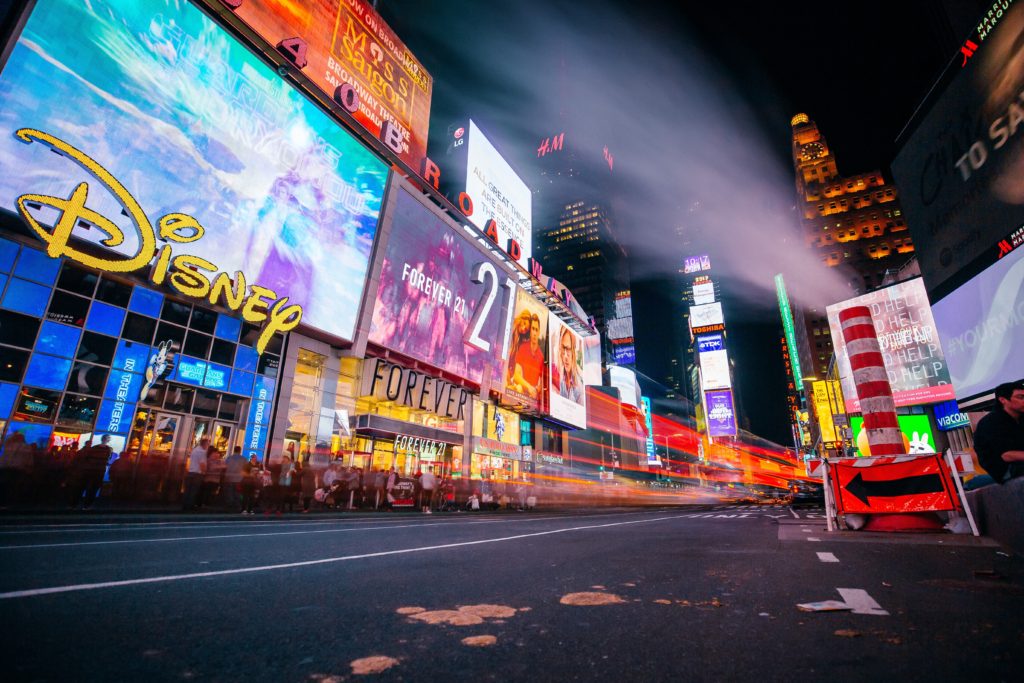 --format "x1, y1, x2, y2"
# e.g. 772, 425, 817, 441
351, 413, 464, 446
